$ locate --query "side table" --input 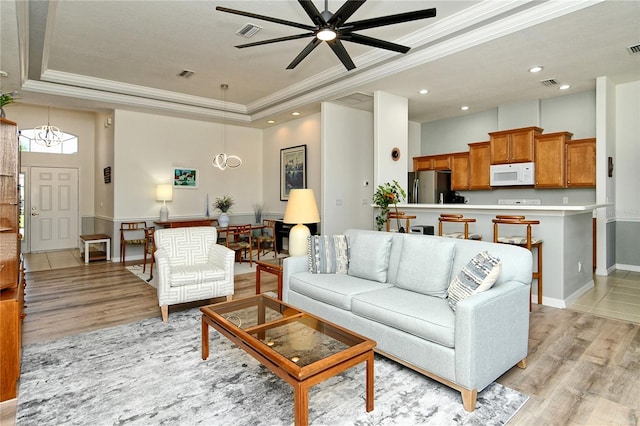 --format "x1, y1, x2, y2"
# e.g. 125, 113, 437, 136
255, 257, 286, 299
80, 234, 111, 264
